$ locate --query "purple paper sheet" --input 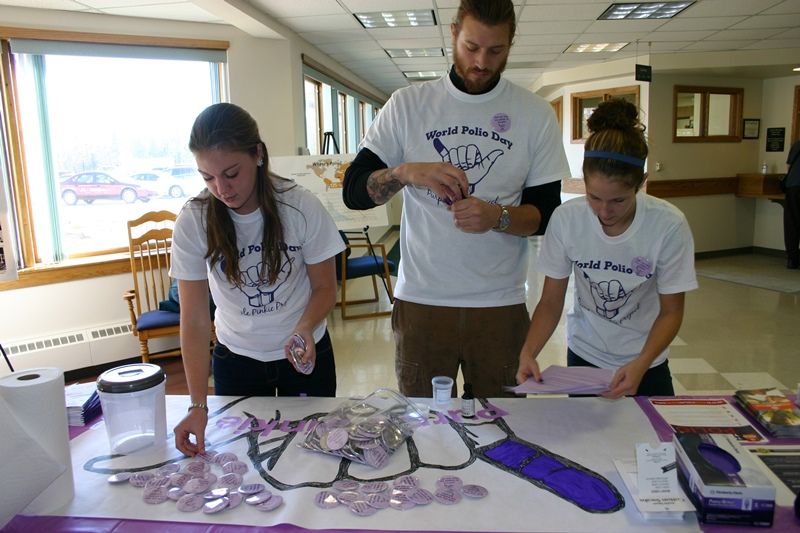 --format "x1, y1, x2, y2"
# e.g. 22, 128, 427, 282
511, 366, 614, 395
